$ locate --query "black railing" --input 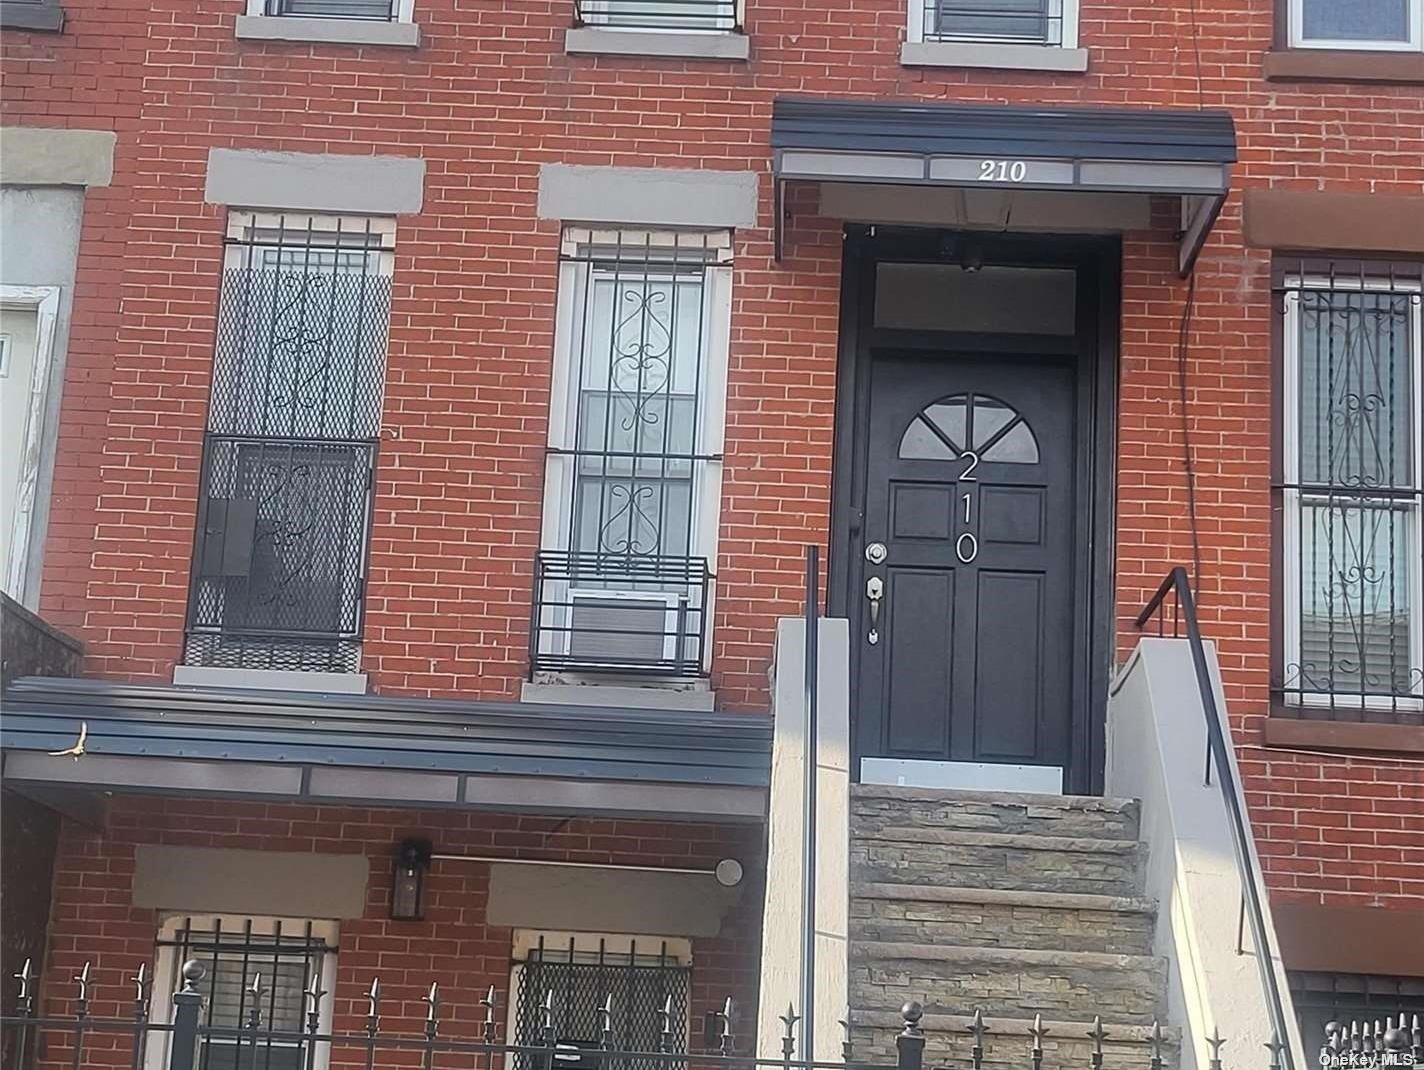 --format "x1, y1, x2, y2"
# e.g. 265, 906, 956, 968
921, 0, 1062, 45
572, 0, 739, 32
2, 952, 1341, 1070
1135, 568, 1297, 1070
264, 0, 398, 19
800, 545, 820, 1066
530, 551, 712, 677
1271, 261, 1423, 725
